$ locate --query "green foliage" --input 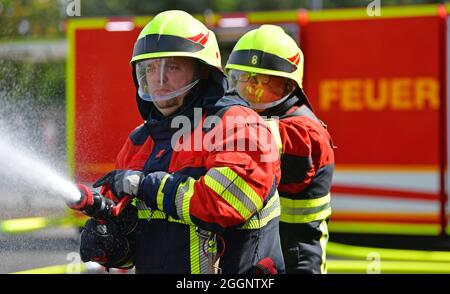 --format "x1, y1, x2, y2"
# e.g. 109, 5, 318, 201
0, 0, 445, 39
78, 0, 445, 16
0, 0, 64, 41
0, 59, 65, 106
